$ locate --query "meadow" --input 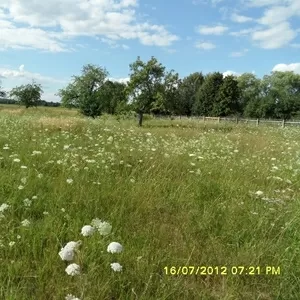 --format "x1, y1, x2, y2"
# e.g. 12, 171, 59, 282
1, 105, 300, 300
